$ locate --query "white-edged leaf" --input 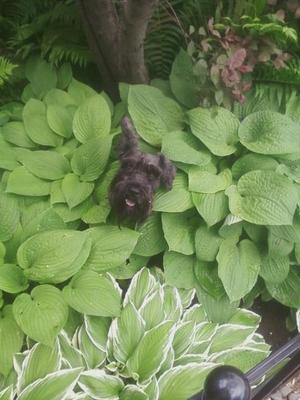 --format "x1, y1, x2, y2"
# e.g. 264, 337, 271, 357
78, 370, 124, 400
123, 268, 156, 309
